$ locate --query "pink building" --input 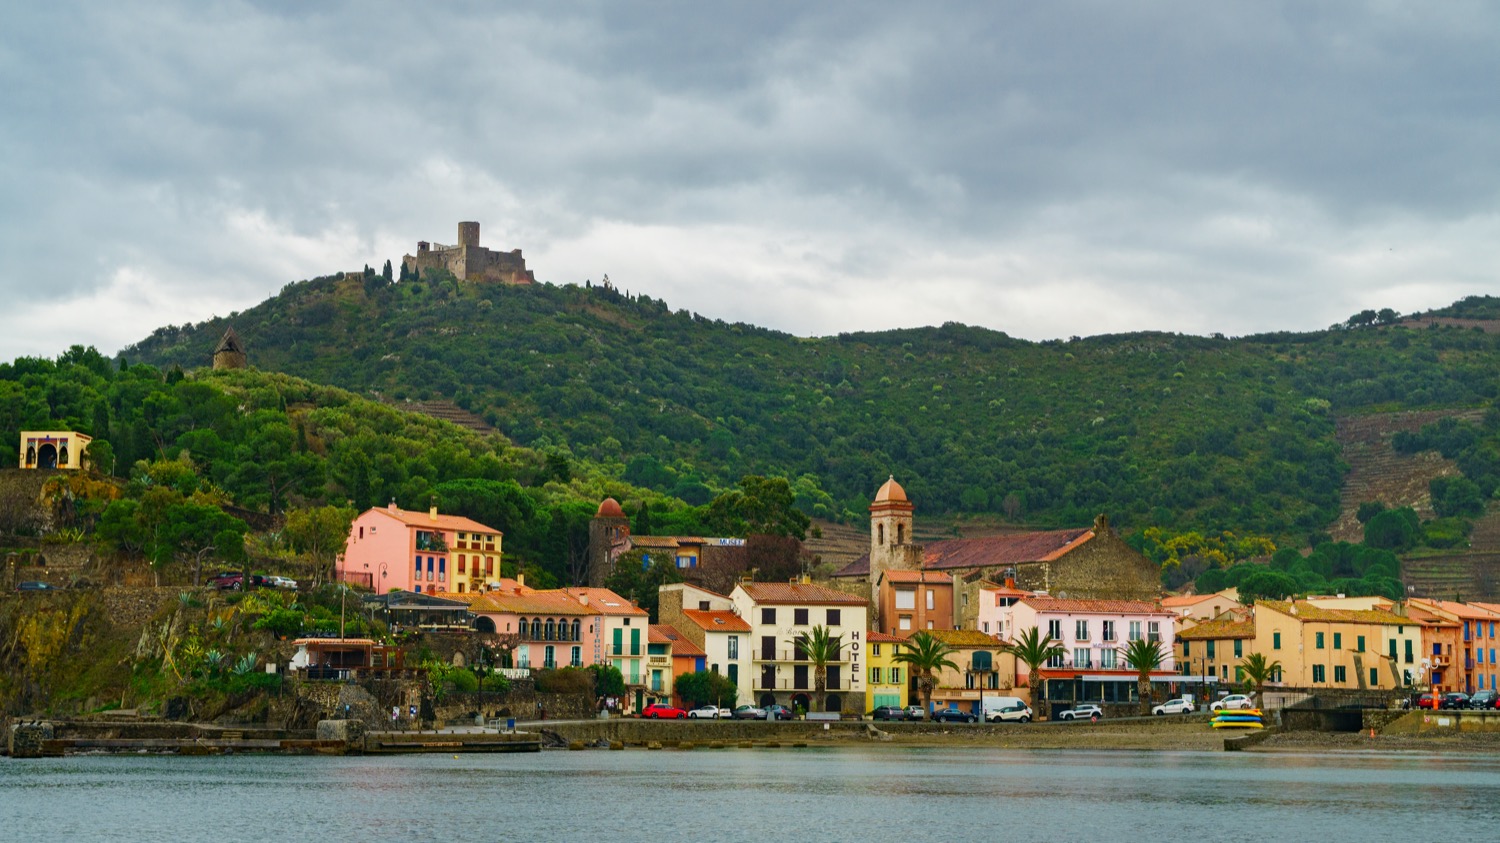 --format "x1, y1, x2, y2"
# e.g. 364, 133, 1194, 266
337, 503, 503, 594
996, 595, 1178, 710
